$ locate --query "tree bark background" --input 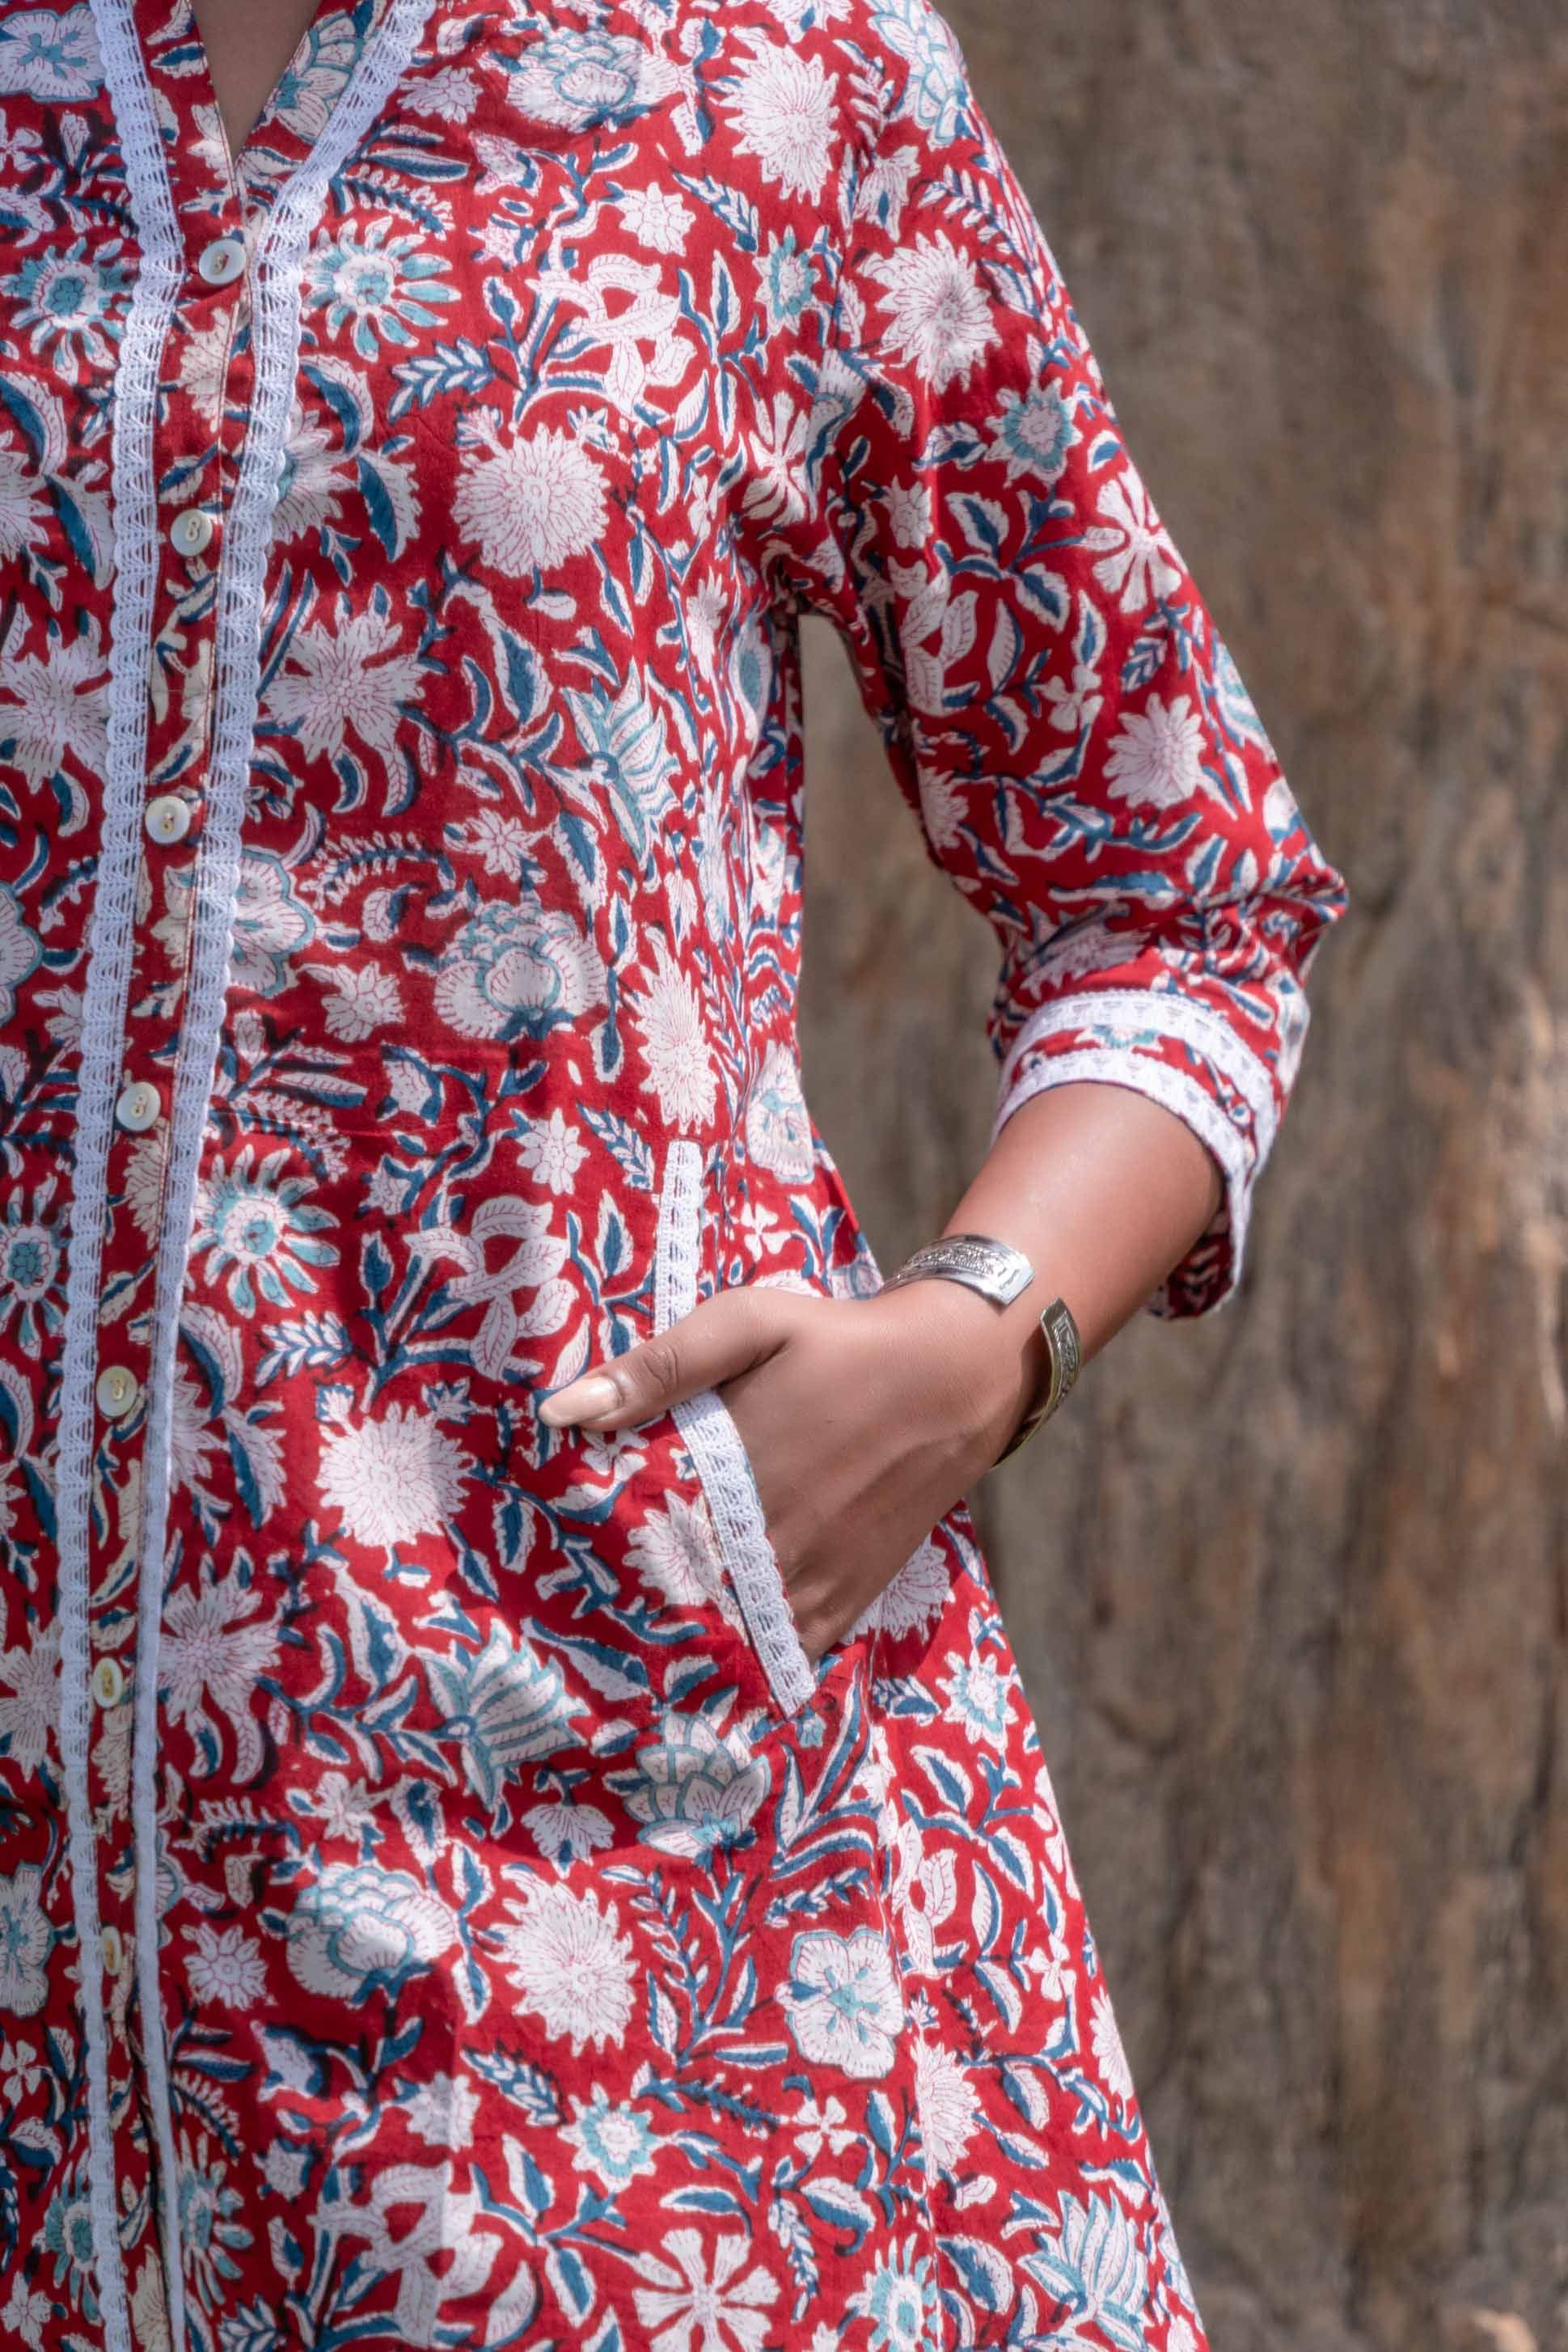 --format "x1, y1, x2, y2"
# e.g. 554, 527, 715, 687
797, 5, 1568, 2346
